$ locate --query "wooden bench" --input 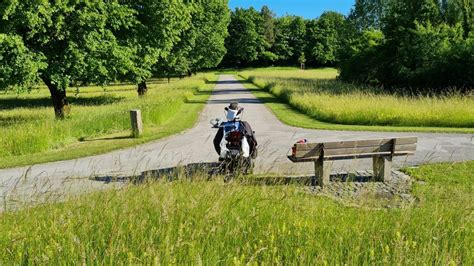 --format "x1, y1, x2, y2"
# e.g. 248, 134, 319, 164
288, 137, 417, 186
